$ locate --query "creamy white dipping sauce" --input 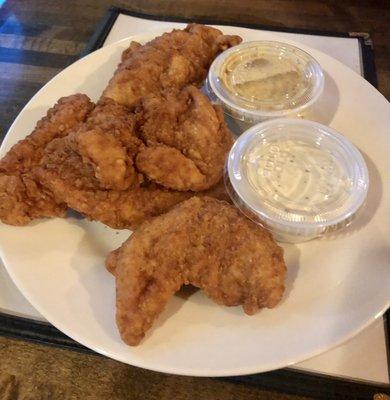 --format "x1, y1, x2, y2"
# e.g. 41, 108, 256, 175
244, 139, 351, 221
226, 119, 369, 242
